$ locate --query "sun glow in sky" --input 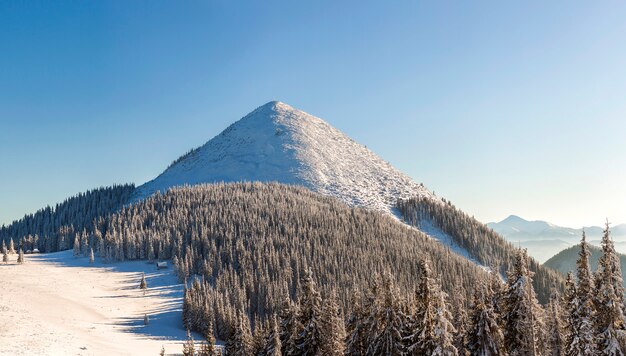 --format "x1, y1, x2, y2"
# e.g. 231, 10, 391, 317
1, 1, 625, 227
